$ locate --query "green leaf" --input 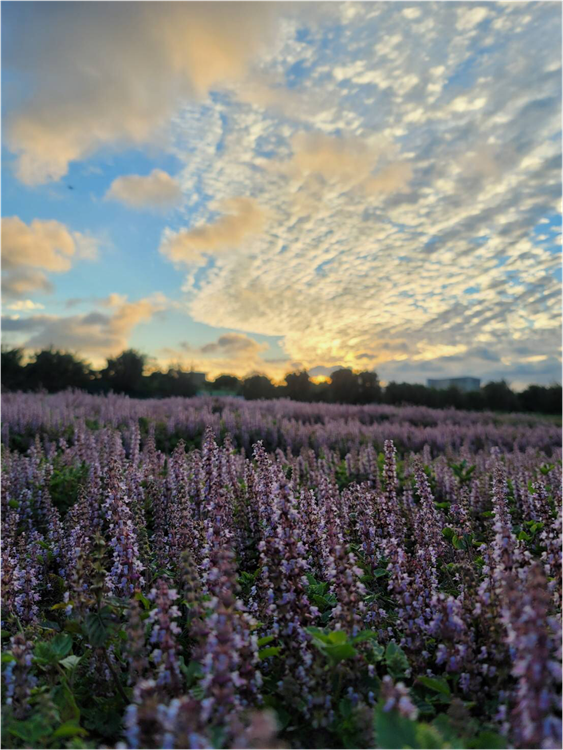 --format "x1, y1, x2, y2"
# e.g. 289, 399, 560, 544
442, 527, 455, 540
257, 635, 275, 648
39, 620, 61, 632
373, 568, 389, 578
417, 675, 451, 697
1, 652, 16, 664
385, 642, 410, 678
374, 705, 418, 749
8, 500, 19, 509
51, 634, 73, 659
465, 731, 507, 749
416, 723, 450, 749
8, 716, 53, 744
133, 590, 151, 610
370, 642, 385, 661
64, 620, 83, 635
34, 641, 58, 666
351, 630, 379, 644
84, 607, 112, 647
179, 658, 203, 687
51, 721, 88, 739
258, 646, 282, 660
431, 715, 464, 747
327, 630, 348, 645
1, 630, 11, 639
60, 654, 81, 670
322, 643, 358, 662
51, 601, 71, 610
306, 627, 331, 644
